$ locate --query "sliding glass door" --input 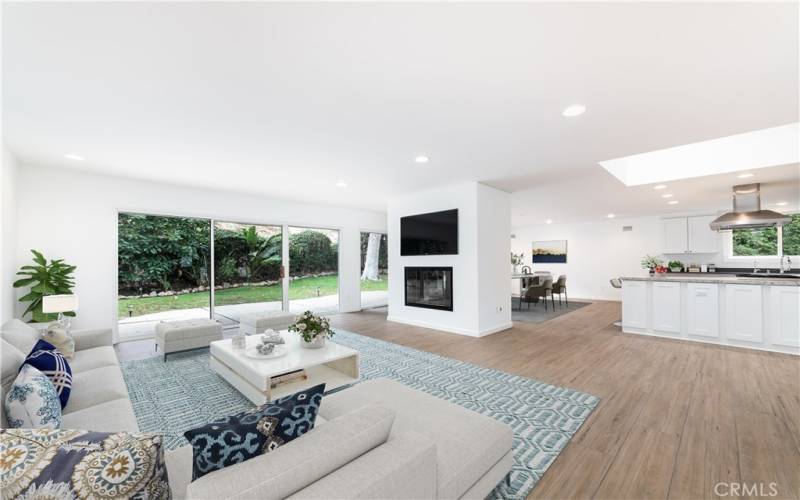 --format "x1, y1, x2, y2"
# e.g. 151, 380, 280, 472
288, 226, 339, 314
212, 221, 283, 325
117, 213, 211, 341
360, 232, 388, 309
